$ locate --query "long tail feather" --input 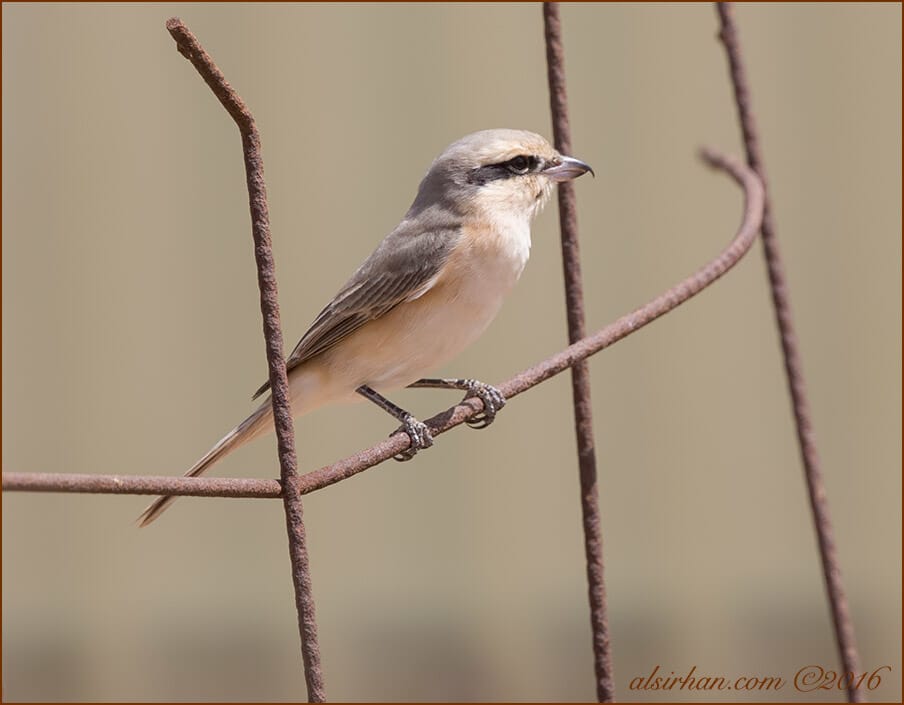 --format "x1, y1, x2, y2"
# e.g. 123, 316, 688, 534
137, 401, 273, 527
